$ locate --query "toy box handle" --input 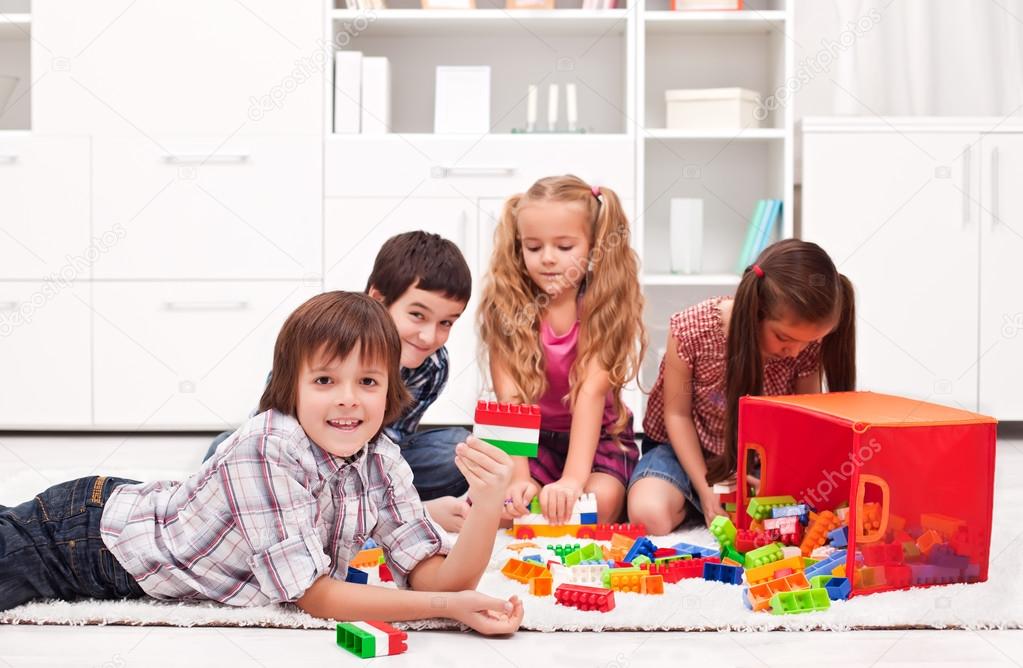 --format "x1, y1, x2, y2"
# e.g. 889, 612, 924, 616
743, 442, 767, 496
855, 474, 890, 543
